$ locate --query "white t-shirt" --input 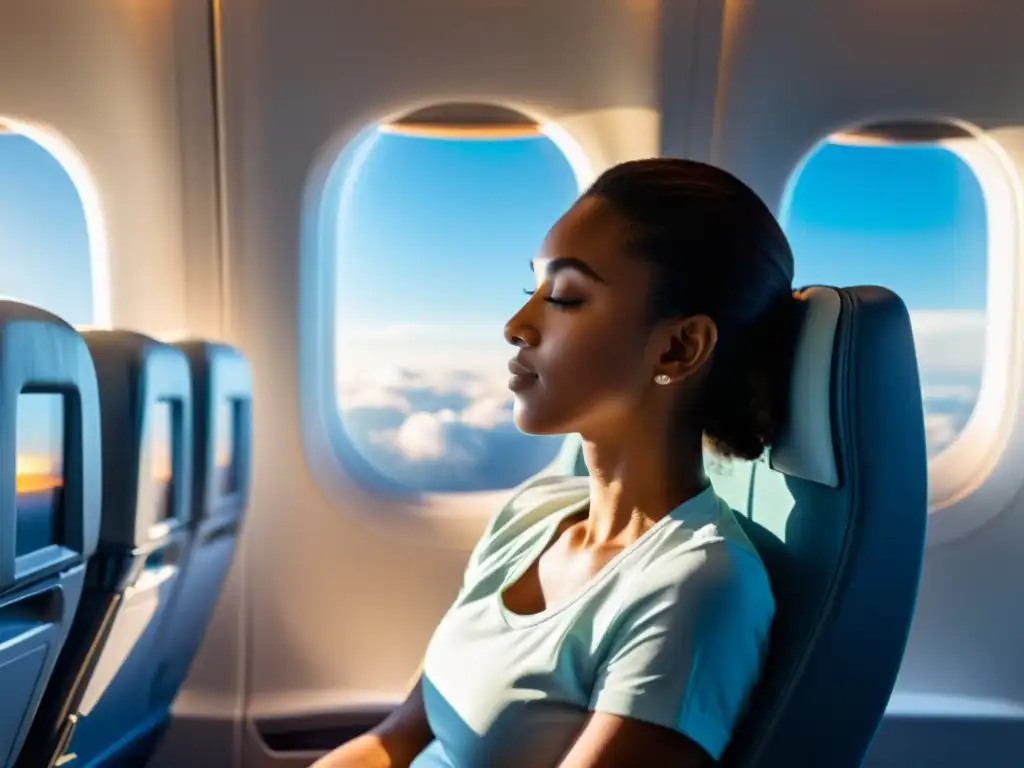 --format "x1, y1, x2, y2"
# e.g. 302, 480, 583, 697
412, 474, 774, 767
